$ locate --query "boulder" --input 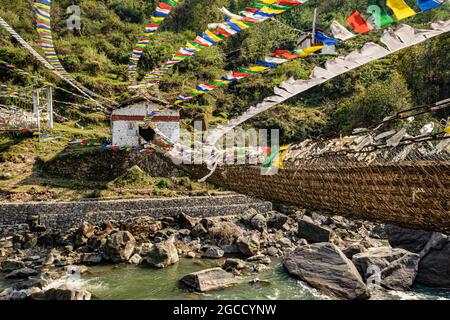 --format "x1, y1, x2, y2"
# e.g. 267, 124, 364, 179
81, 252, 103, 265
250, 214, 267, 232
190, 223, 207, 238
343, 243, 366, 259
128, 253, 143, 265
384, 224, 433, 253
240, 208, 259, 225
297, 216, 334, 243
268, 213, 289, 229
146, 238, 179, 268
222, 258, 246, 271
284, 243, 369, 300
199, 218, 215, 230
415, 241, 450, 288
176, 213, 196, 229
208, 222, 244, 245
181, 268, 237, 292
204, 246, 224, 259
1, 259, 25, 273
121, 216, 162, 239
31, 285, 91, 300
5, 267, 39, 279
352, 247, 419, 291
104, 231, 136, 263
237, 234, 260, 256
